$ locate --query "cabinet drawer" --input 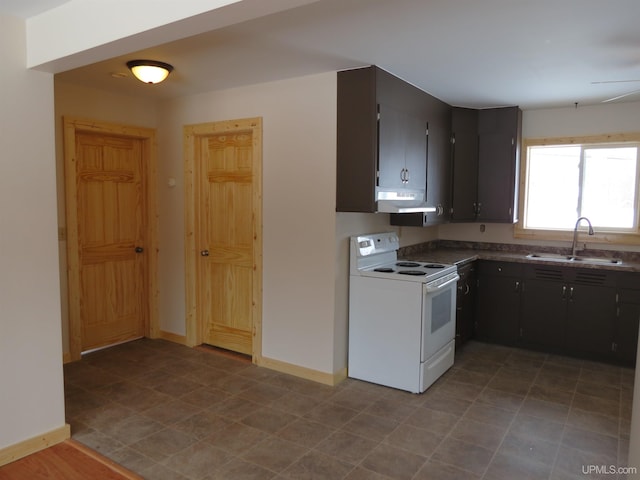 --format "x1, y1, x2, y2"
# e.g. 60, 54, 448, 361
477, 260, 522, 277
619, 288, 640, 304
617, 272, 640, 289
457, 262, 475, 280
